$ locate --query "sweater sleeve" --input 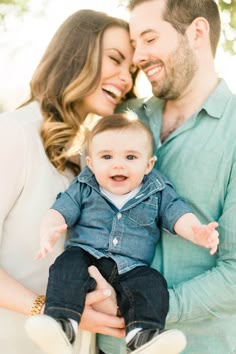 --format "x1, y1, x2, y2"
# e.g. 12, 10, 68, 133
0, 117, 27, 244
